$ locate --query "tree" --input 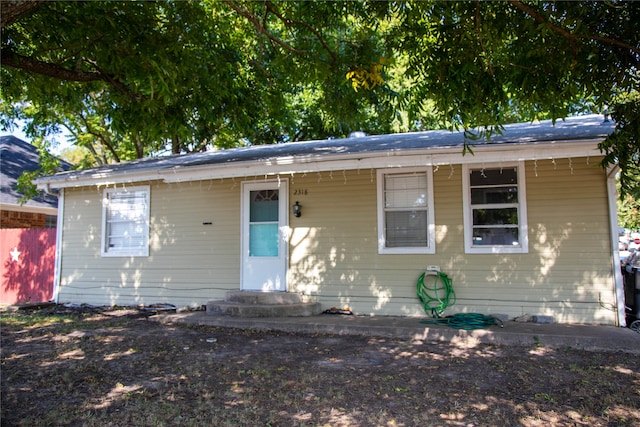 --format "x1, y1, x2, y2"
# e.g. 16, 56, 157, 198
1, 1, 402, 161
1, 0, 279, 162
1, 1, 639, 196
618, 190, 640, 231
382, 1, 639, 195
